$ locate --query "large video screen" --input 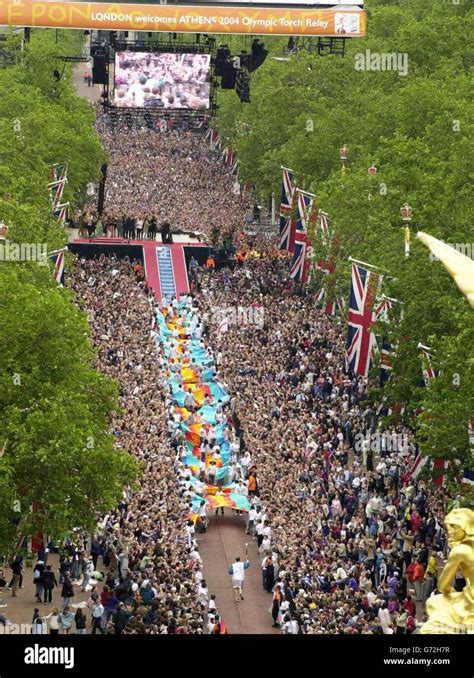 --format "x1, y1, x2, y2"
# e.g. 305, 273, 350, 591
114, 51, 211, 109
